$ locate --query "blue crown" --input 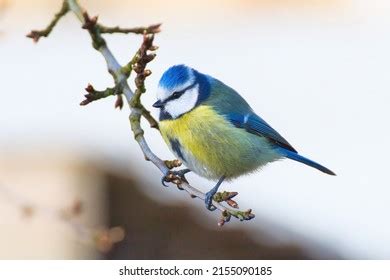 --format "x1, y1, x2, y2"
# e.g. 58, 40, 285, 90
158, 64, 193, 90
